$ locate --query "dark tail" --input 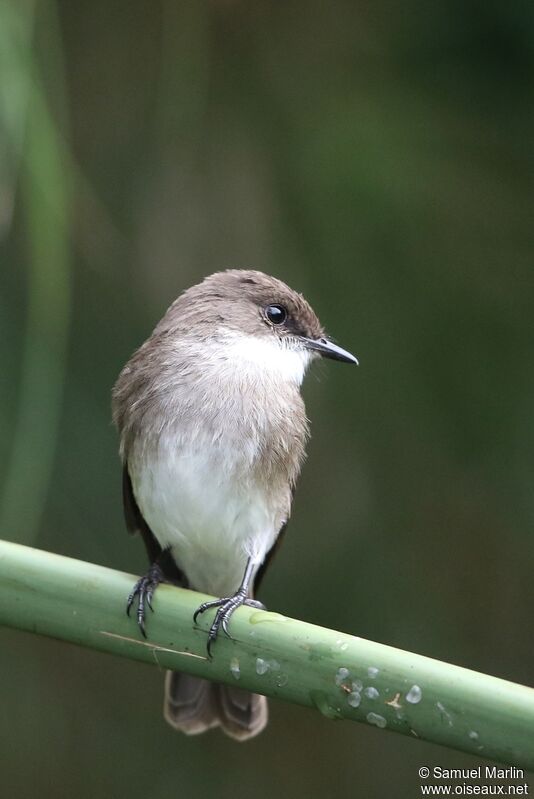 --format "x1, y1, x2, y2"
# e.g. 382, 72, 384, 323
164, 671, 268, 741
